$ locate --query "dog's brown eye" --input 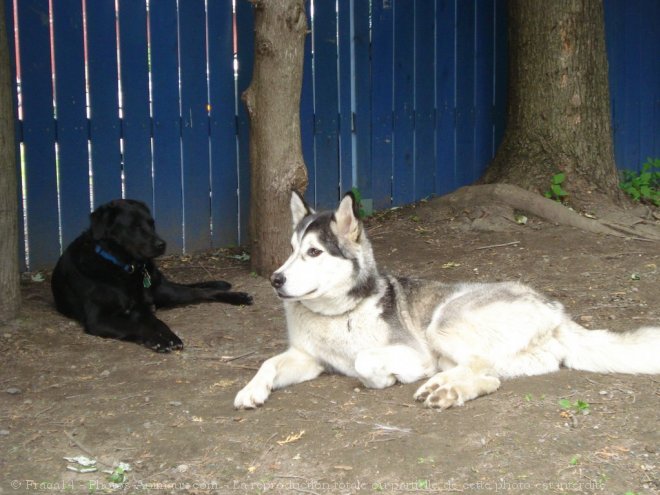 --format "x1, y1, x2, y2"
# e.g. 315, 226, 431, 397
307, 247, 322, 257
